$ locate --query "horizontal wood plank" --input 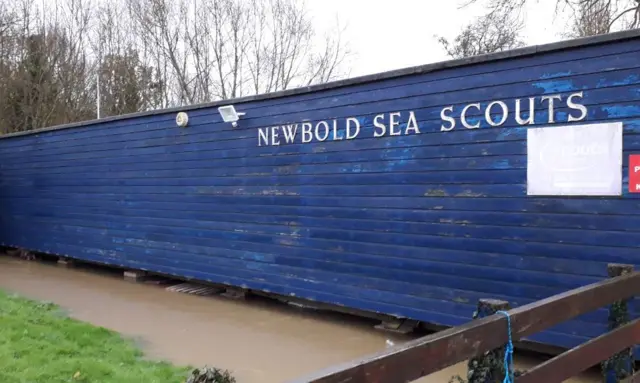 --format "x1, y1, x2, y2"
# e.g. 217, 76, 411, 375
516, 318, 640, 383
286, 272, 640, 383
3, 97, 640, 165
